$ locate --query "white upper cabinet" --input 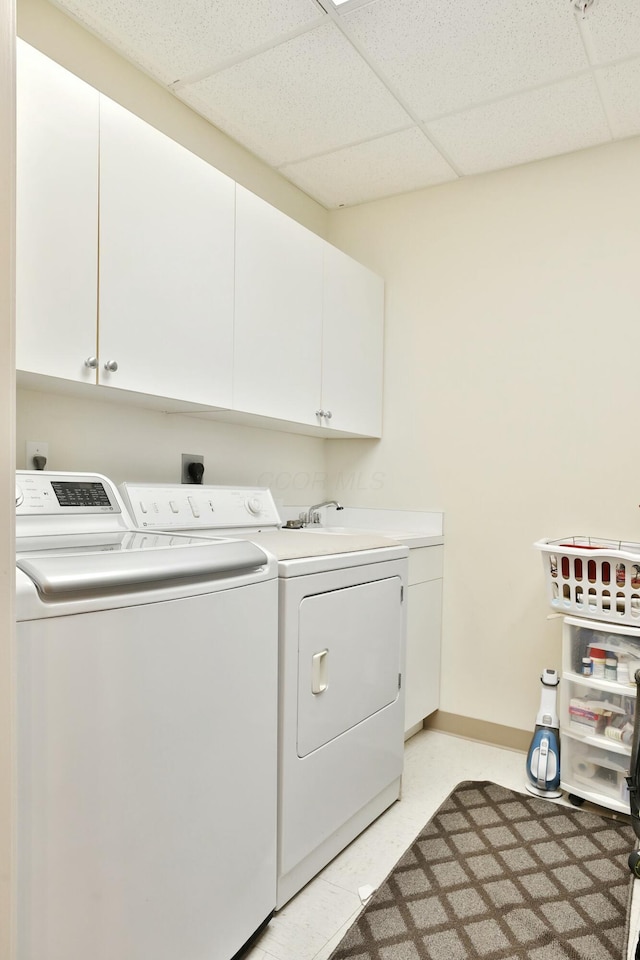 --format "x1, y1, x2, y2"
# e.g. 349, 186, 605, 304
16, 41, 99, 383
98, 97, 235, 406
322, 245, 384, 438
234, 186, 384, 437
233, 185, 324, 425
15, 46, 385, 437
